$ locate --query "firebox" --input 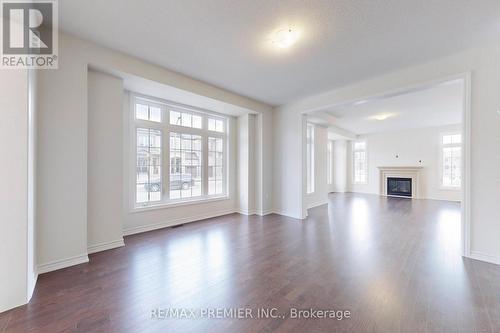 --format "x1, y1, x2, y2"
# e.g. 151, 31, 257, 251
387, 177, 412, 197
